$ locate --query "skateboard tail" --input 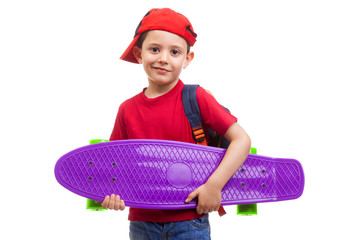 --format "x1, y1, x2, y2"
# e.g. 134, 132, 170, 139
221, 155, 305, 206
273, 157, 305, 202
54, 149, 105, 202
